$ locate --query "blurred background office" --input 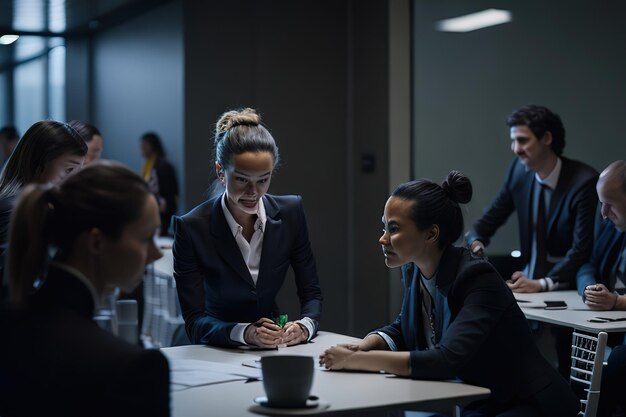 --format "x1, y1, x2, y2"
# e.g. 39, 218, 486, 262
1, 0, 625, 338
